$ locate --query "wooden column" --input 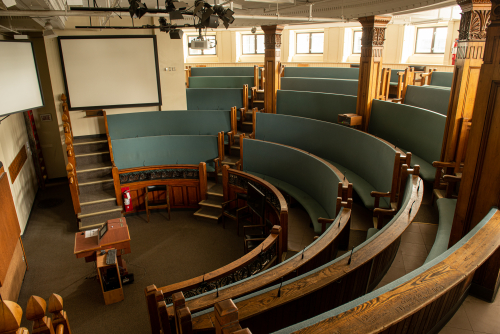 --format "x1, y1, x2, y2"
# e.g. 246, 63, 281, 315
440, 0, 491, 163
449, 0, 500, 302
261, 25, 284, 114
356, 16, 391, 131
